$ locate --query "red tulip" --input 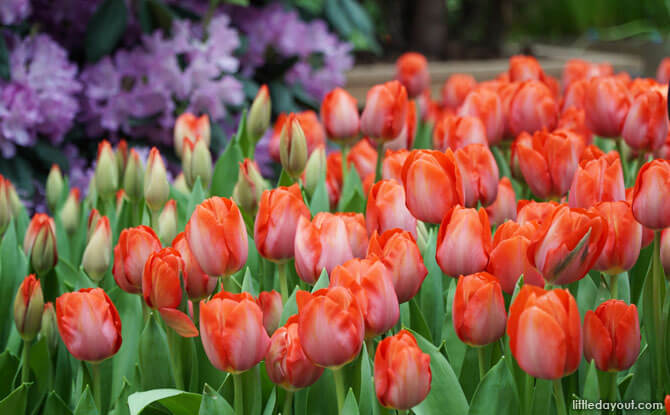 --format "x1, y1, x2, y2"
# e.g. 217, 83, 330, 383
330, 258, 399, 338
568, 150, 625, 209
361, 80, 409, 141
113, 226, 162, 294
200, 291, 270, 373
14, 274, 43, 340
592, 202, 642, 274
442, 74, 477, 110
487, 220, 544, 293
557, 107, 592, 145
185, 197, 248, 277
508, 55, 544, 82
172, 232, 217, 301
516, 200, 560, 225
454, 143, 500, 207
507, 285, 582, 379
269, 111, 326, 162
485, 177, 517, 227
453, 272, 507, 346
384, 100, 417, 151
347, 139, 378, 179
561, 59, 613, 89
622, 90, 669, 153
401, 149, 464, 224
584, 76, 632, 138
631, 160, 670, 229
382, 149, 410, 183
265, 315, 324, 390
320, 87, 360, 143
254, 184, 310, 262
296, 287, 365, 368
56, 288, 122, 362
24, 213, 57, 275
458, 88, 504, 145
657, 57, 670, 84
508, 80, 558, 136
395, 52, 430, 98
326, 151, 343, 208
336, 212, 369, 258
367, 229, 427, 303
626, 187, 655, 248
374, 330, 431, 410
366, 179, 417, 238
660, 229, 670, 276
257, 290, 283, 336
584, 299, 640, 371
529, 205, 608, 285
432, 115, 488, 151
436, 206, 491, 277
